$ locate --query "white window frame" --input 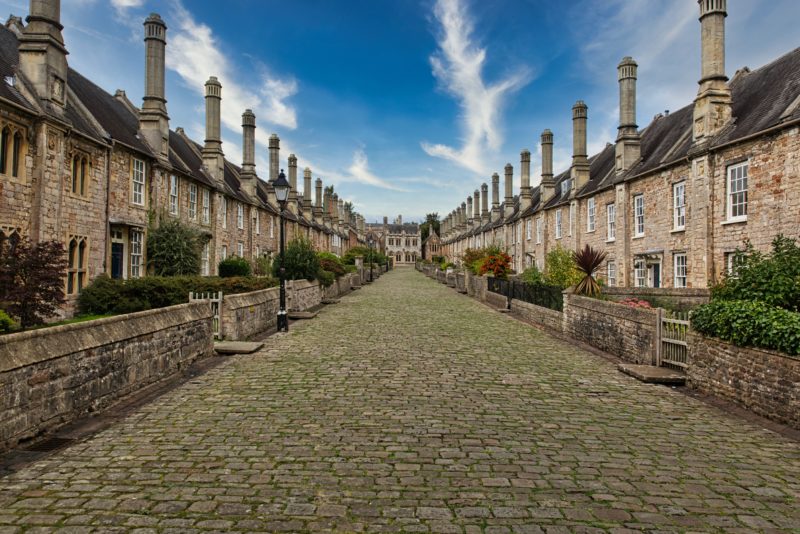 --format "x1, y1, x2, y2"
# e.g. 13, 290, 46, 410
607, 261, 616, 287
555, 210, 562, 240
633, 194, 644, 237
673, 181, 686, 230
536, 217, 543, 244
130, 228, 143, 279
526, 220, 532, 241
221, 198, 227, 229
674, 253, 687, 288
270, 216, 275, 238
726, 161, 748, 222
255, 210, 260, 235
607, 203, 616, 241
569, 204, 574, 237
237, 203, 244, 230
188, 183, 197, 220
169, 175, 179, 216
201, 242, 209, 276
561, 179, 571, 197
587, 197, 596, 232
132, 158, 145, 206
221, 244, 227, 261
202, 189, 210, 224
237, 241, 244, 257
634, 259, 647, 288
